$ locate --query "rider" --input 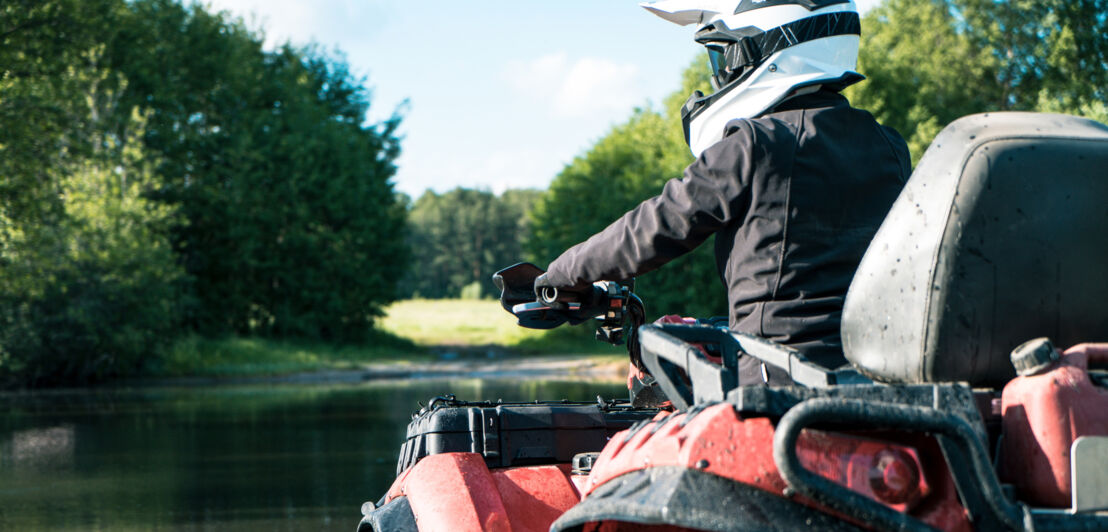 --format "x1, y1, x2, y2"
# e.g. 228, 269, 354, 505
536, 0, 910, 385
